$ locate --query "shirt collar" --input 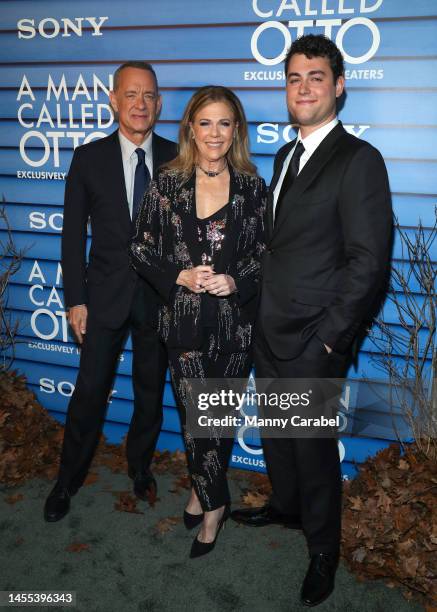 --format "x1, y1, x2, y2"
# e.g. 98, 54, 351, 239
298, 117, 339, 156
118, 130, 153, 163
